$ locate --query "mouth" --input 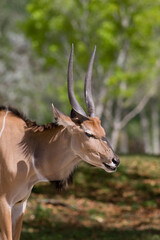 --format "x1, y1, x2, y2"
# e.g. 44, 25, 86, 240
102, 162, 117, 172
